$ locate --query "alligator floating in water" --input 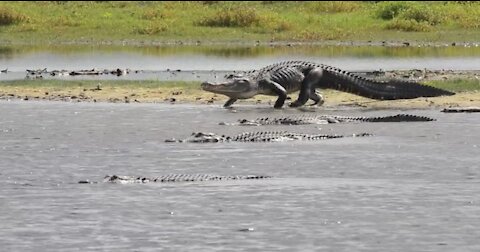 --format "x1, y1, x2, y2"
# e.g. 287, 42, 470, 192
219, 113, 435, 126
441, 107, 480, 113
165, 131, 372, 143
201, 61, 455, 108
79, 174, 272, 184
